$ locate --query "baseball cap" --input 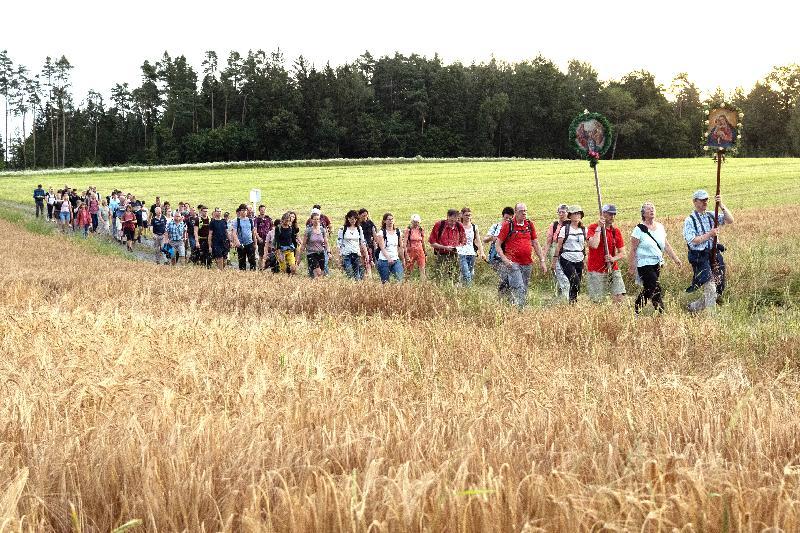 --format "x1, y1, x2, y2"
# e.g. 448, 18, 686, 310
411, 214, 422, 223
601, 204, 617, 214
556, 204, 568, 213
693, 189, 710, 200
